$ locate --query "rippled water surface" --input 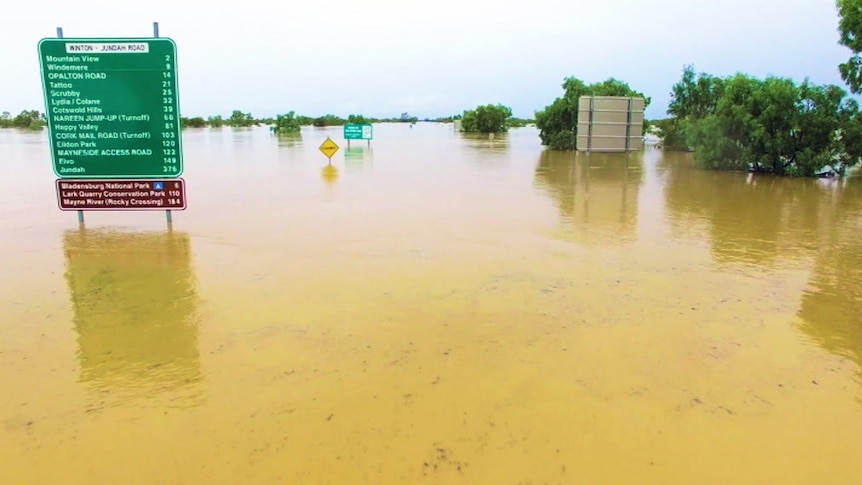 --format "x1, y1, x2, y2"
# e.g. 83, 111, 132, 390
1, 124, 861, 484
